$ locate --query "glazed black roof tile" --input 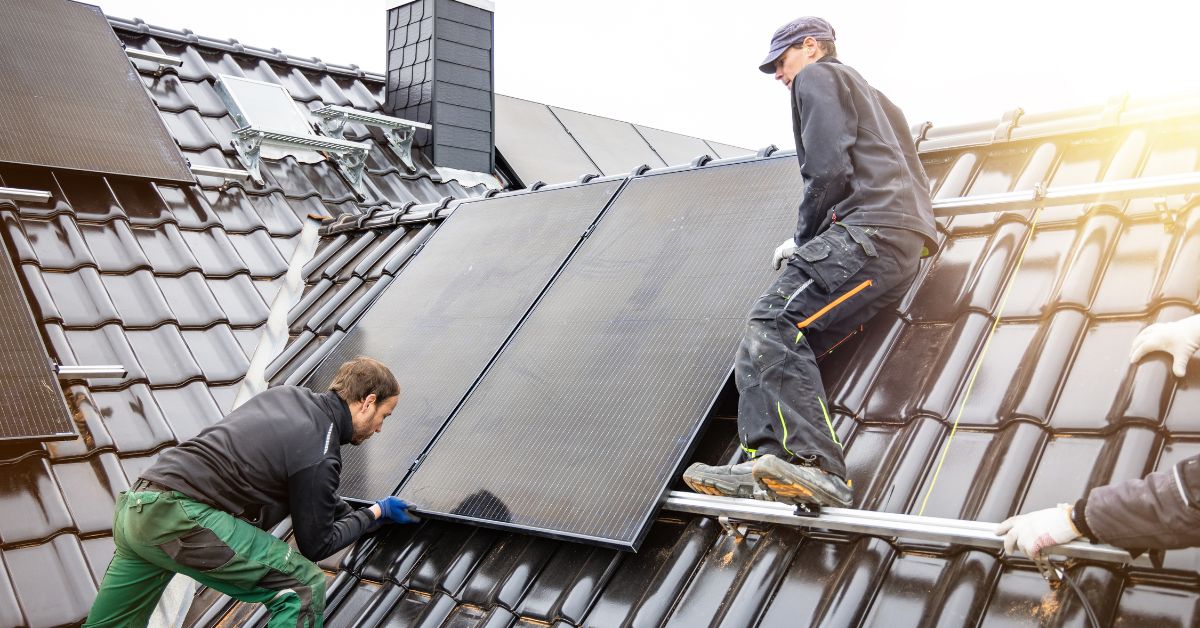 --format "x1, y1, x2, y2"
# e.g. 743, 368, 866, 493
4, 10, 1200, 627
